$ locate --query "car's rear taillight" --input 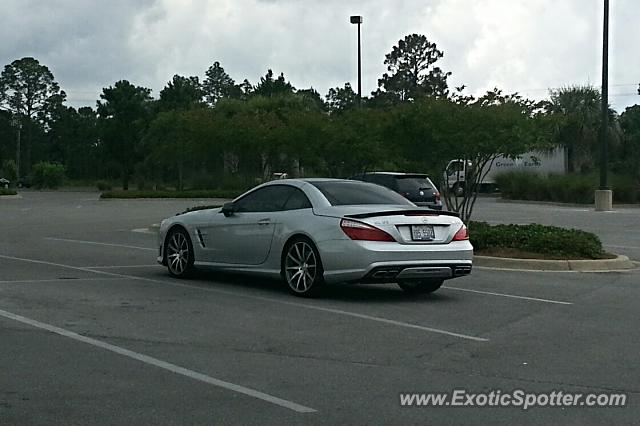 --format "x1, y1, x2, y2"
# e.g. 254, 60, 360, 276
340, 219, 395, 242
452, 224, 469, 241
